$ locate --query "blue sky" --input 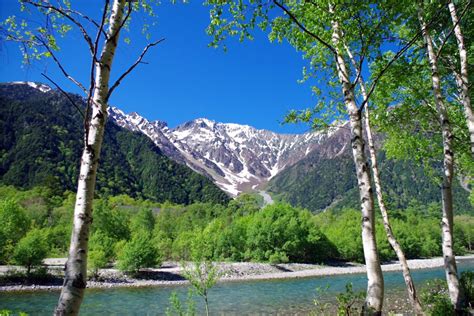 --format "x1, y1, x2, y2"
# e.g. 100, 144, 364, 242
0, 1, 319, 133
